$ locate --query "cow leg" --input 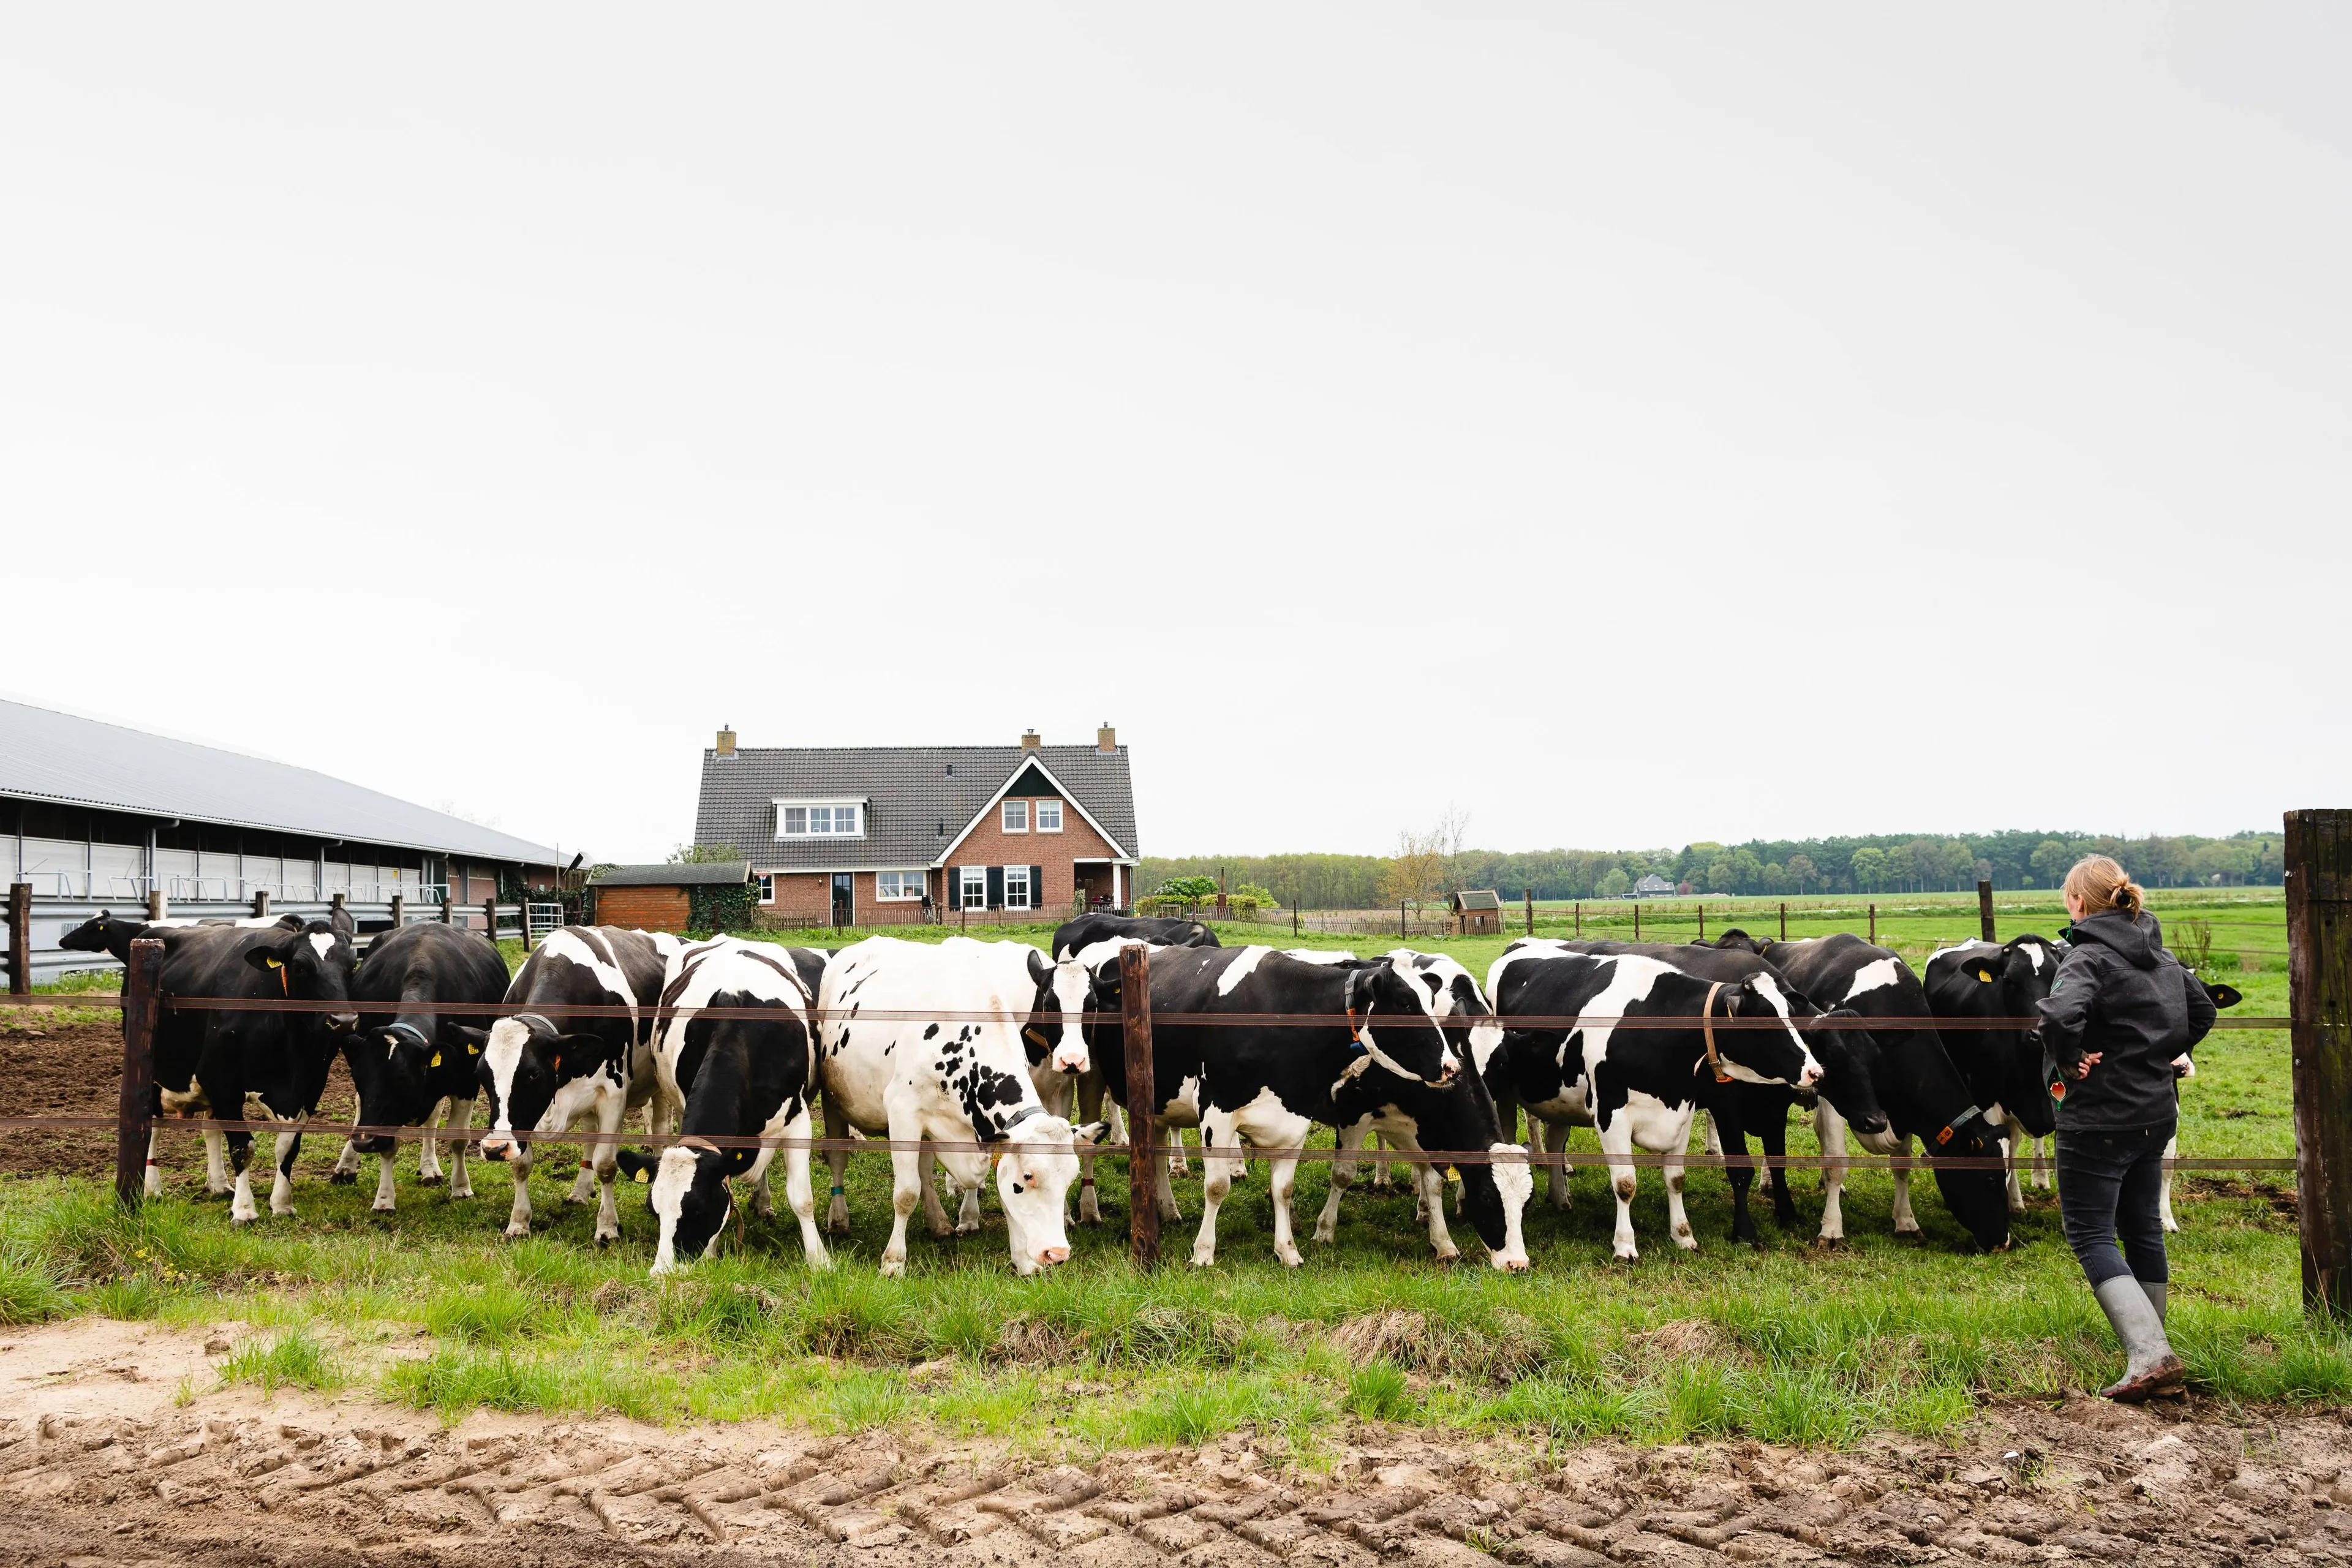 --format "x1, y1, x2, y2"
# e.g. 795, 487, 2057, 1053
1154, 1121, 1183, 1221
1597, 1119, 1641, 1262
446, 1099, 473, 1199
1891, 1134, 1922, 1236
373, 1149, 399, 1212
1075, 1075, 1104, 1224
144, 1126, 164, 1198
590, 1102, 623, 1246
1167, 1122, 1190, 1178
1191, 1117, 1240, 1268
1268, 1154, 1306, 1268
1391, 1133, 1459, 1263
2031, 1133, 2054, 1191
957, 1176, 982, 1234
750, 1164, 775, 1219
417, 1097, 448, 1184
1813, 1102, 1849, 1246
1758, 1115, 1796, 1228
2001, 1114, 2029, 1213
330, 1113, 361, 1183
881, 1139, 923, 1277
1313, 1118, 1368, 1243
1367, 1129, 1392, 1190
1722, 1116, 1758, 1247
2159, 1131, 2181, 1232
1541, 1117, 1574, 1209
503, 1144, 535, 1237
918, 1147, 953, 1237
565, 1156, 598, 1204
823, 1095, 852, 1234
268, 1117, 307, 1217
1664, 1147, 1695, 1253
766, 1111, 829, 1271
